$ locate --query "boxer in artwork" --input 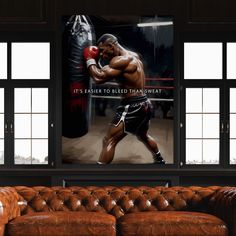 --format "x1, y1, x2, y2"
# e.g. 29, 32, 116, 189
84, 34, 165, 164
